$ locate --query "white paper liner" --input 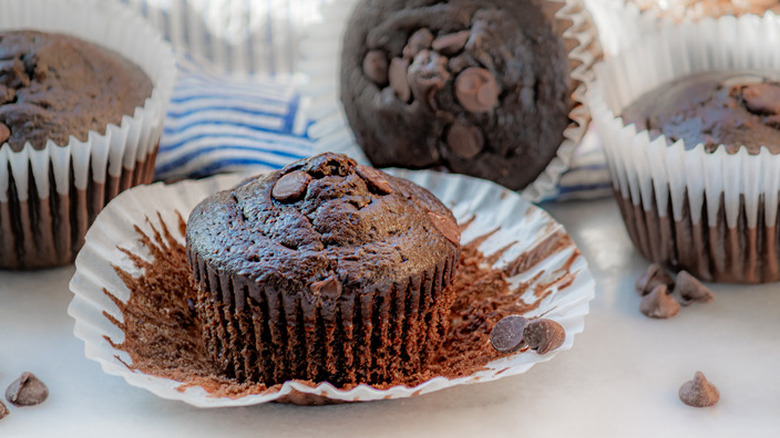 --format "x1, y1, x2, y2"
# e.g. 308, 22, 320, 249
0, 0, 176, 202
67, 169, 595, 408
299, 0, 600, 203
588, 14, 780, 229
